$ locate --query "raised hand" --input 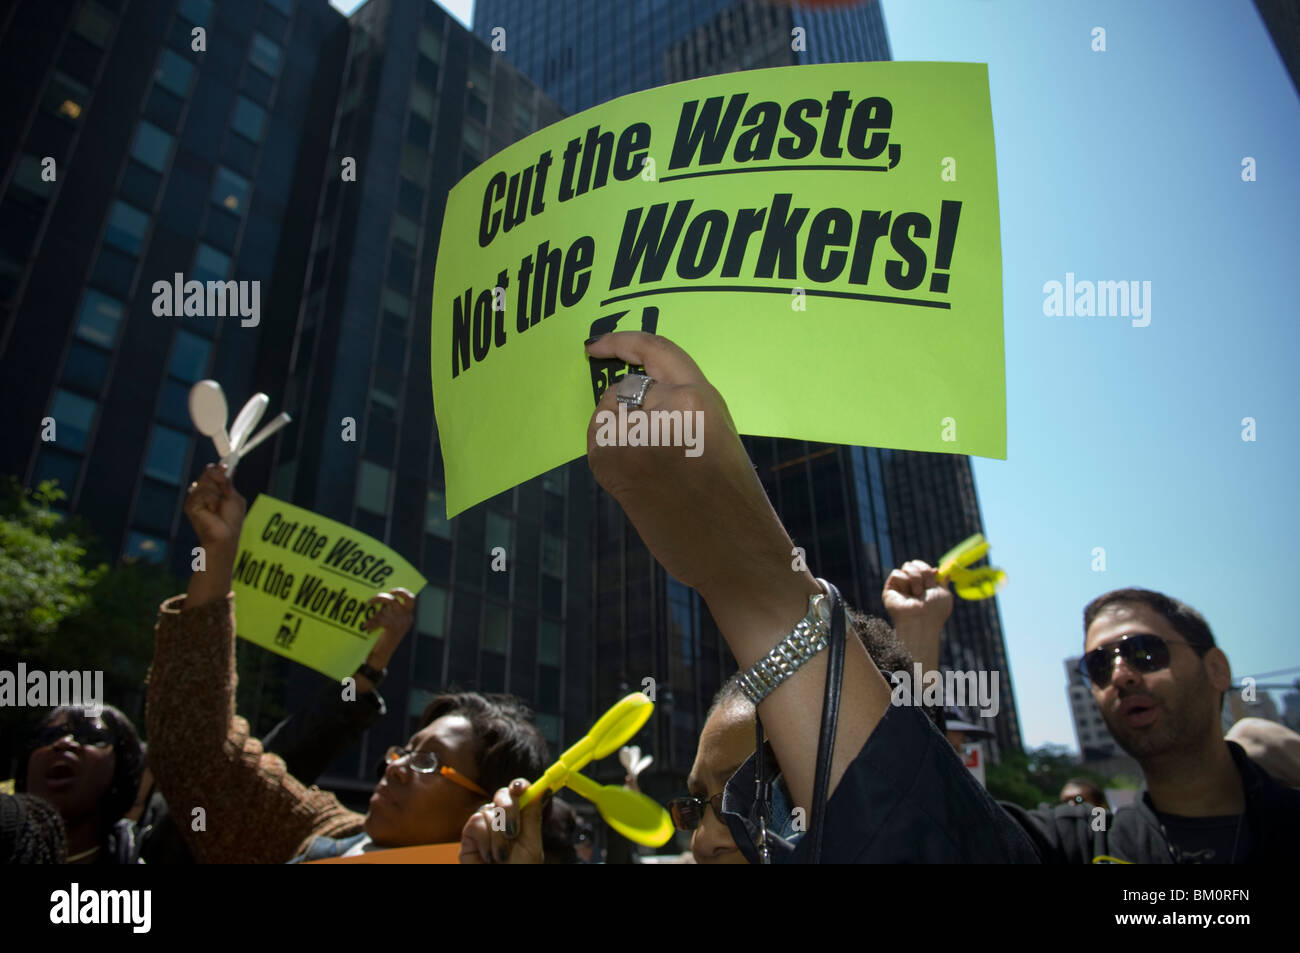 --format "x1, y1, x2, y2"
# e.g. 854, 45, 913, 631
183, 464, 246, 609
355, 588, 416, 692
183, 463, 246, 551
883, 559, 953, 629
